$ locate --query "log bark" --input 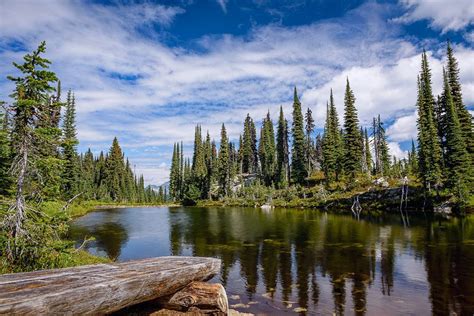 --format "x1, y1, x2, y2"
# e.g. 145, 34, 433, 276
0, 256, 221, 315
162, 281, 228, 315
